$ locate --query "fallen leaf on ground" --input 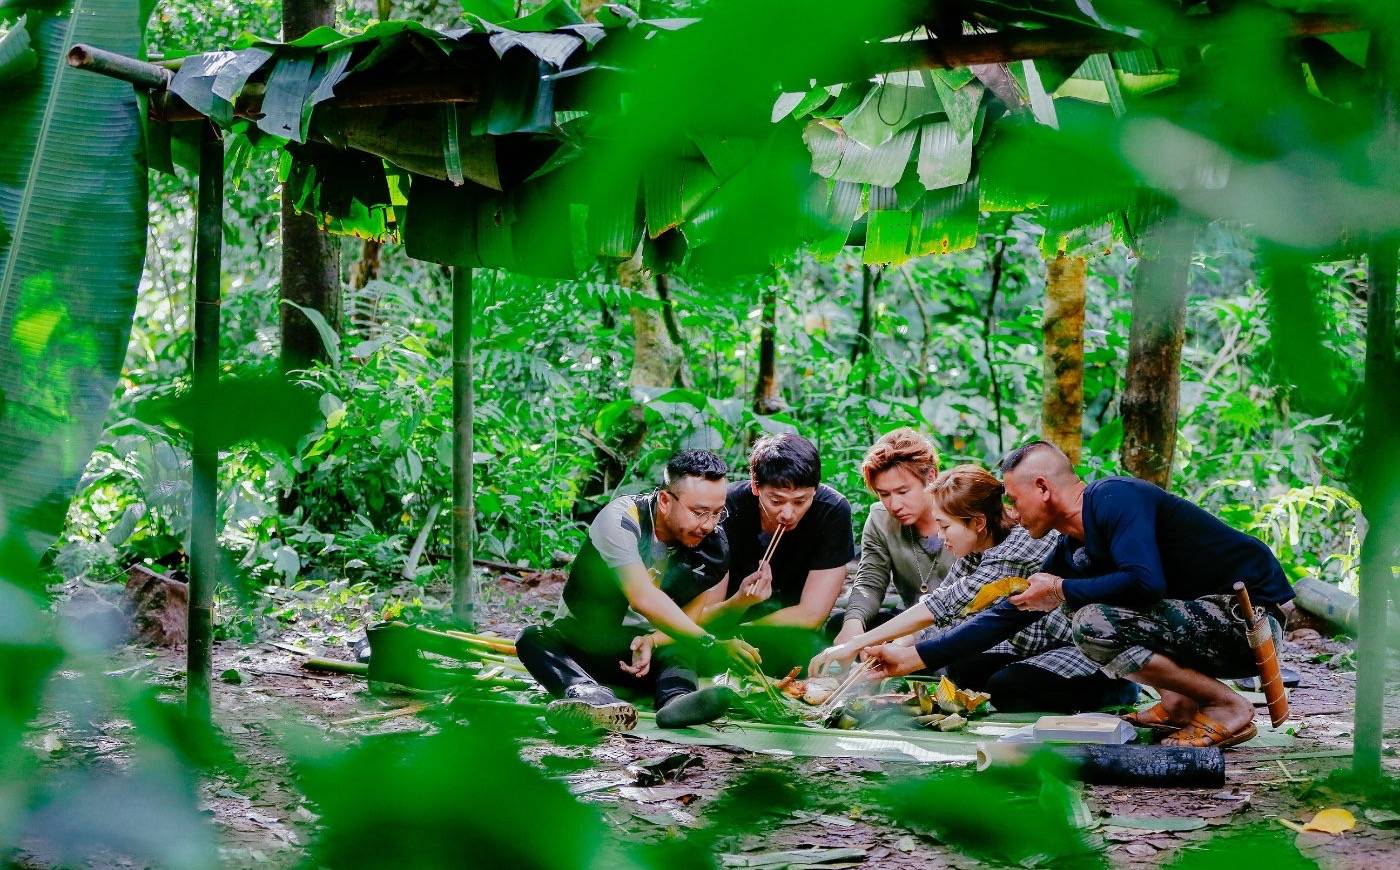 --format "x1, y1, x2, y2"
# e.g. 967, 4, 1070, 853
720, 846, 868, 867
1364, 807, 1400, 827
1103, 815, 1208, 833
1302, 807, 1356, 834
618, 785, 718, 804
